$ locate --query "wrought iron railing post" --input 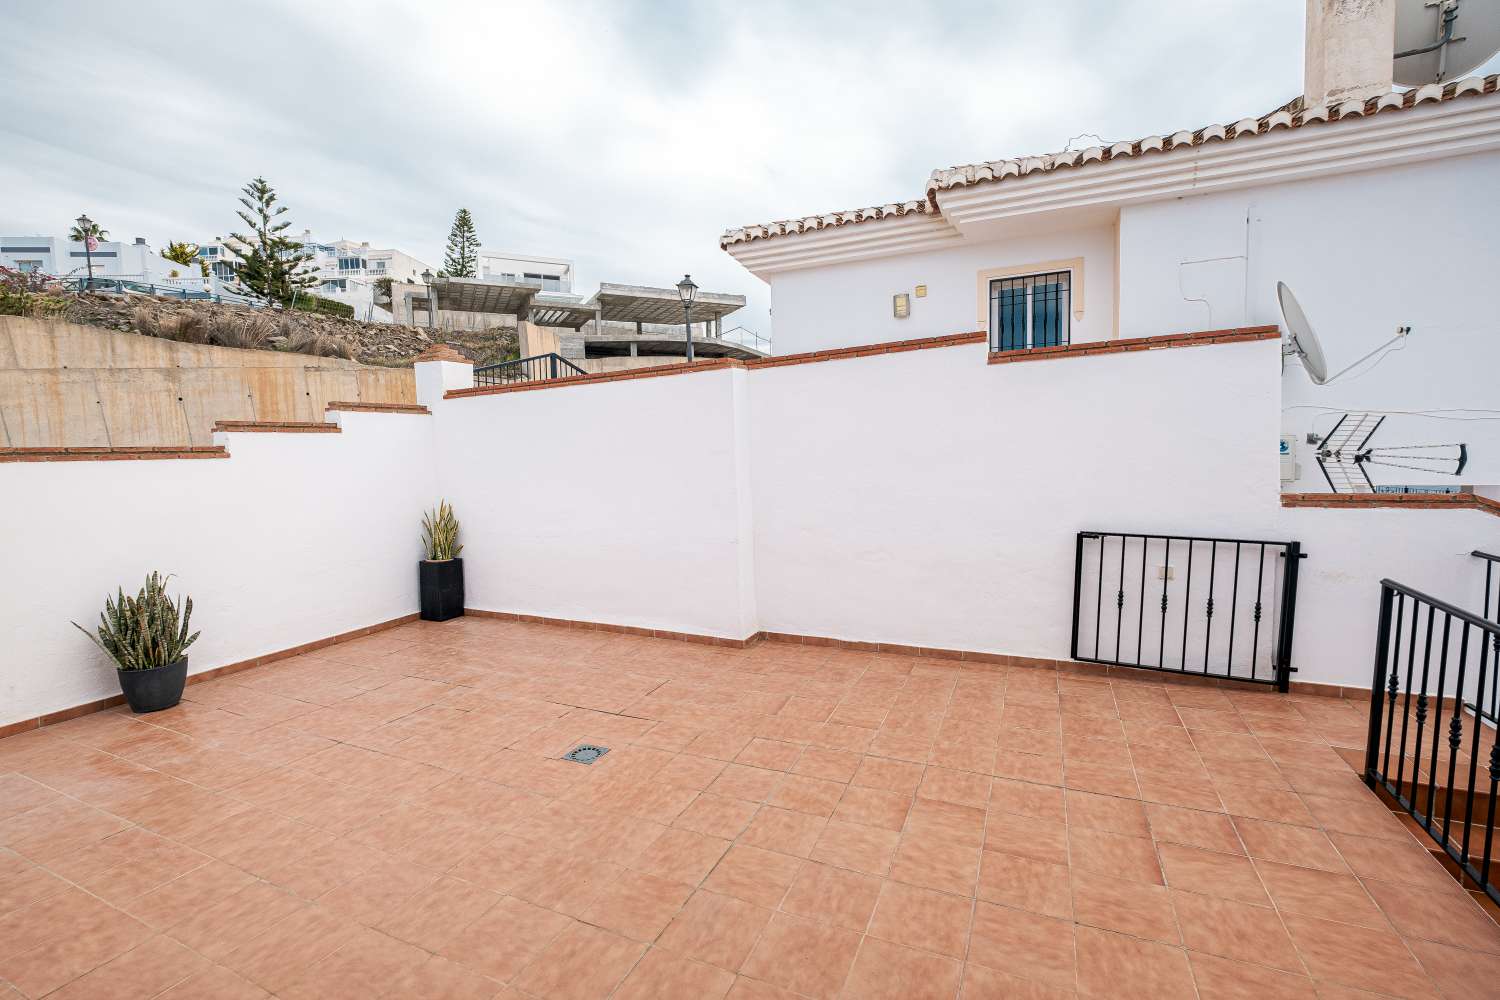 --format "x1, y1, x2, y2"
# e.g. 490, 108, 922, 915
1274, 540, 1304, 693
1365, 583, 1395, 787
1070, 533, 1085, 661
